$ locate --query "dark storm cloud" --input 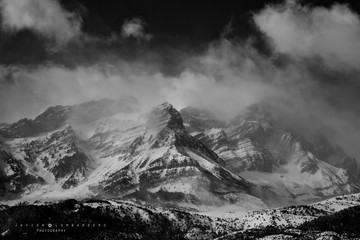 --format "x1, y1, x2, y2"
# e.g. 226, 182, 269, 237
0, 0, 359, 161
